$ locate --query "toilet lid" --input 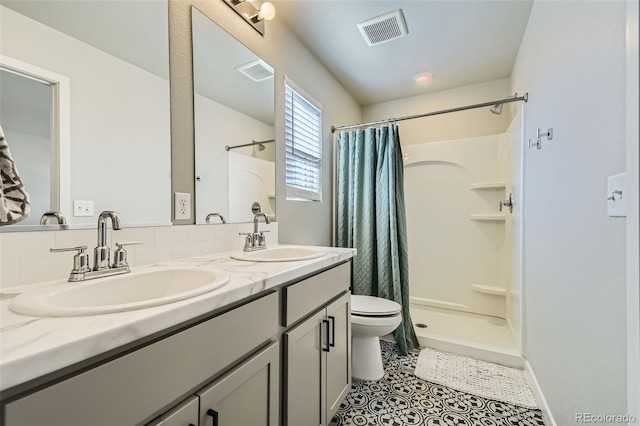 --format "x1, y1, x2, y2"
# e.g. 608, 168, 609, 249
351, 295, 401, 316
